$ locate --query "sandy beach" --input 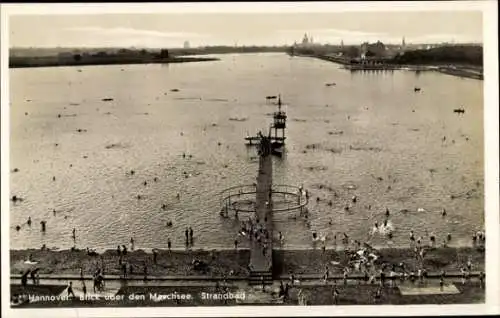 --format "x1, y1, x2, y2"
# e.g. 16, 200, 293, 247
11, 246, 484, 278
